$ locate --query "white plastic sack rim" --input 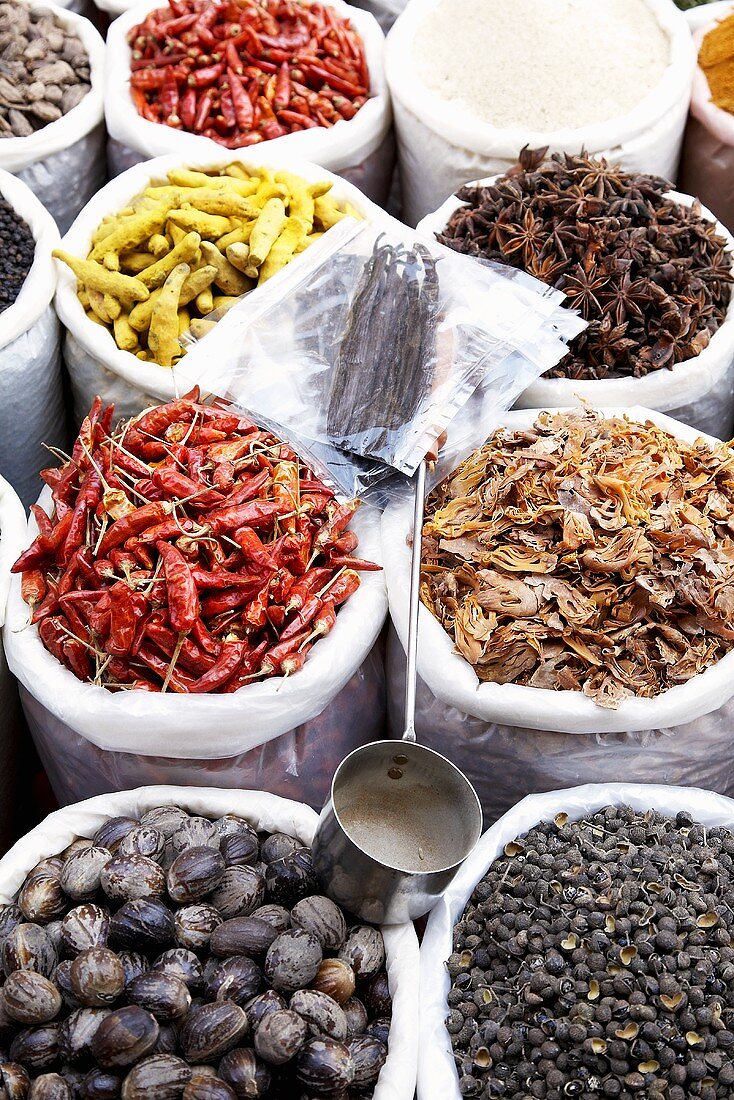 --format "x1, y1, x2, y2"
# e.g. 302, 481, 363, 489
105, 0, 389, 170
386, 0, 695, 158
0, 784, 419, 1100
53, 150, 394, 404
419, 780, 734, 1100
0, 169, 60, 352
684, 0, 734, 33
382, 404, 734, 735
4, 487, 387, 757
418, 183, 734, 414
0, 1, 104, 172
0, 476, 26, 632
689, 7, 734, 148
